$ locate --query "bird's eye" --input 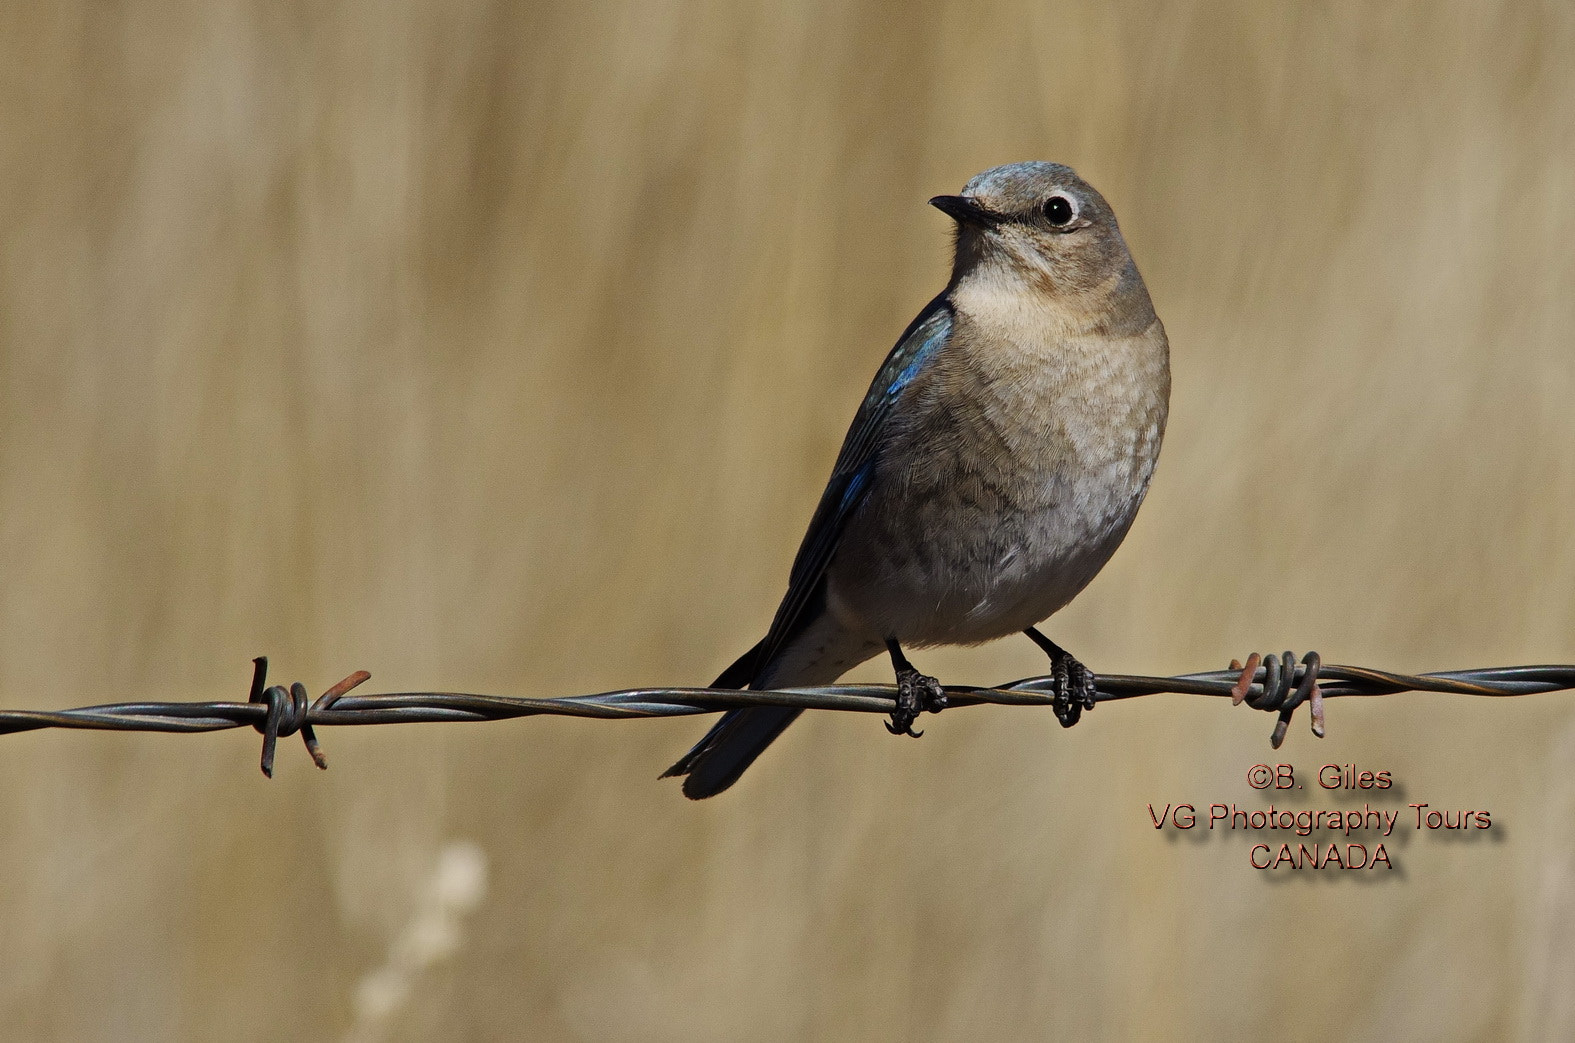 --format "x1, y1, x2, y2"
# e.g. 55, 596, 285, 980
1043, 194, 1076, 226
